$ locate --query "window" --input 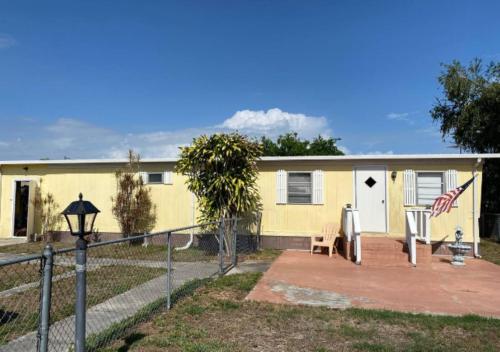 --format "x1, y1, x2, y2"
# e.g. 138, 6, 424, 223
416, 172, 444, 206
147, 172, 163, 184
287, 172, 312, 204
